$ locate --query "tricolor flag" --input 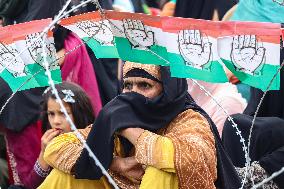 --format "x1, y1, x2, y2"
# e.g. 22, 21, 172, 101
106, 11, 169, 66
0, 19, 61, 92
162, 17, 228, 83
218, 21, 281, 90
59, 11, 119, 58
